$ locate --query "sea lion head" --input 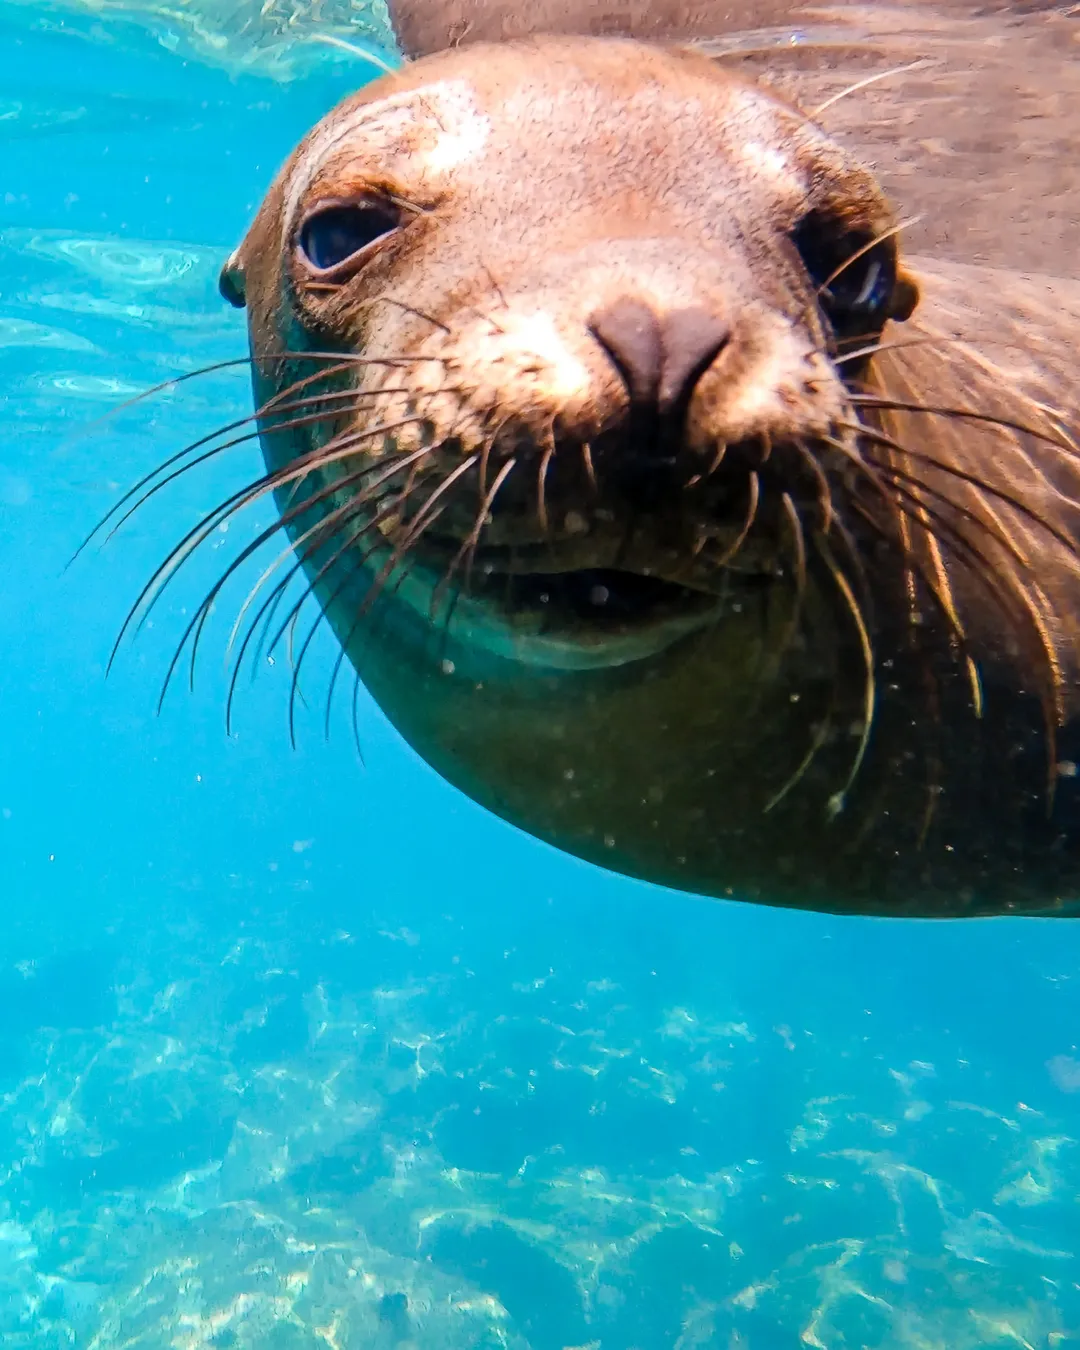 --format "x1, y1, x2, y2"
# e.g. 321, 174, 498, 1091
190, 34, 1080, 916
219, 37, 917, 676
